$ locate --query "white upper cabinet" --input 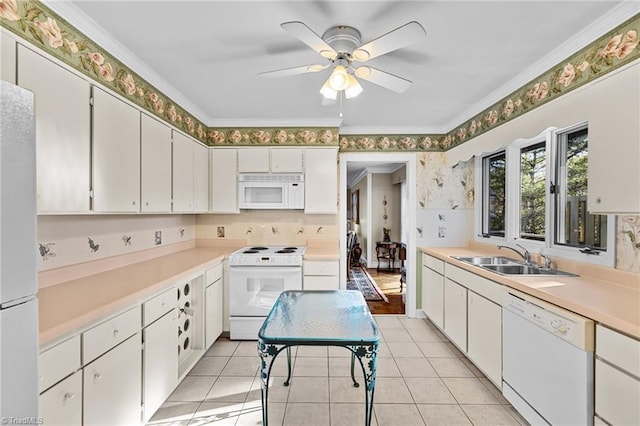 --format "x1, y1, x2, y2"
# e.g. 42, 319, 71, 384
271, 148, 304, 173
193, 143, 209, 213
141, 114, 172, 213
210, 149, 238, 213
172, 131, 194, 212
92, 87, 141, 213
17, 45, 91, 213
587, 64, 640, 214
1, 33, 16, 83
304, 148, 338, 214
238, 148, 270, 173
